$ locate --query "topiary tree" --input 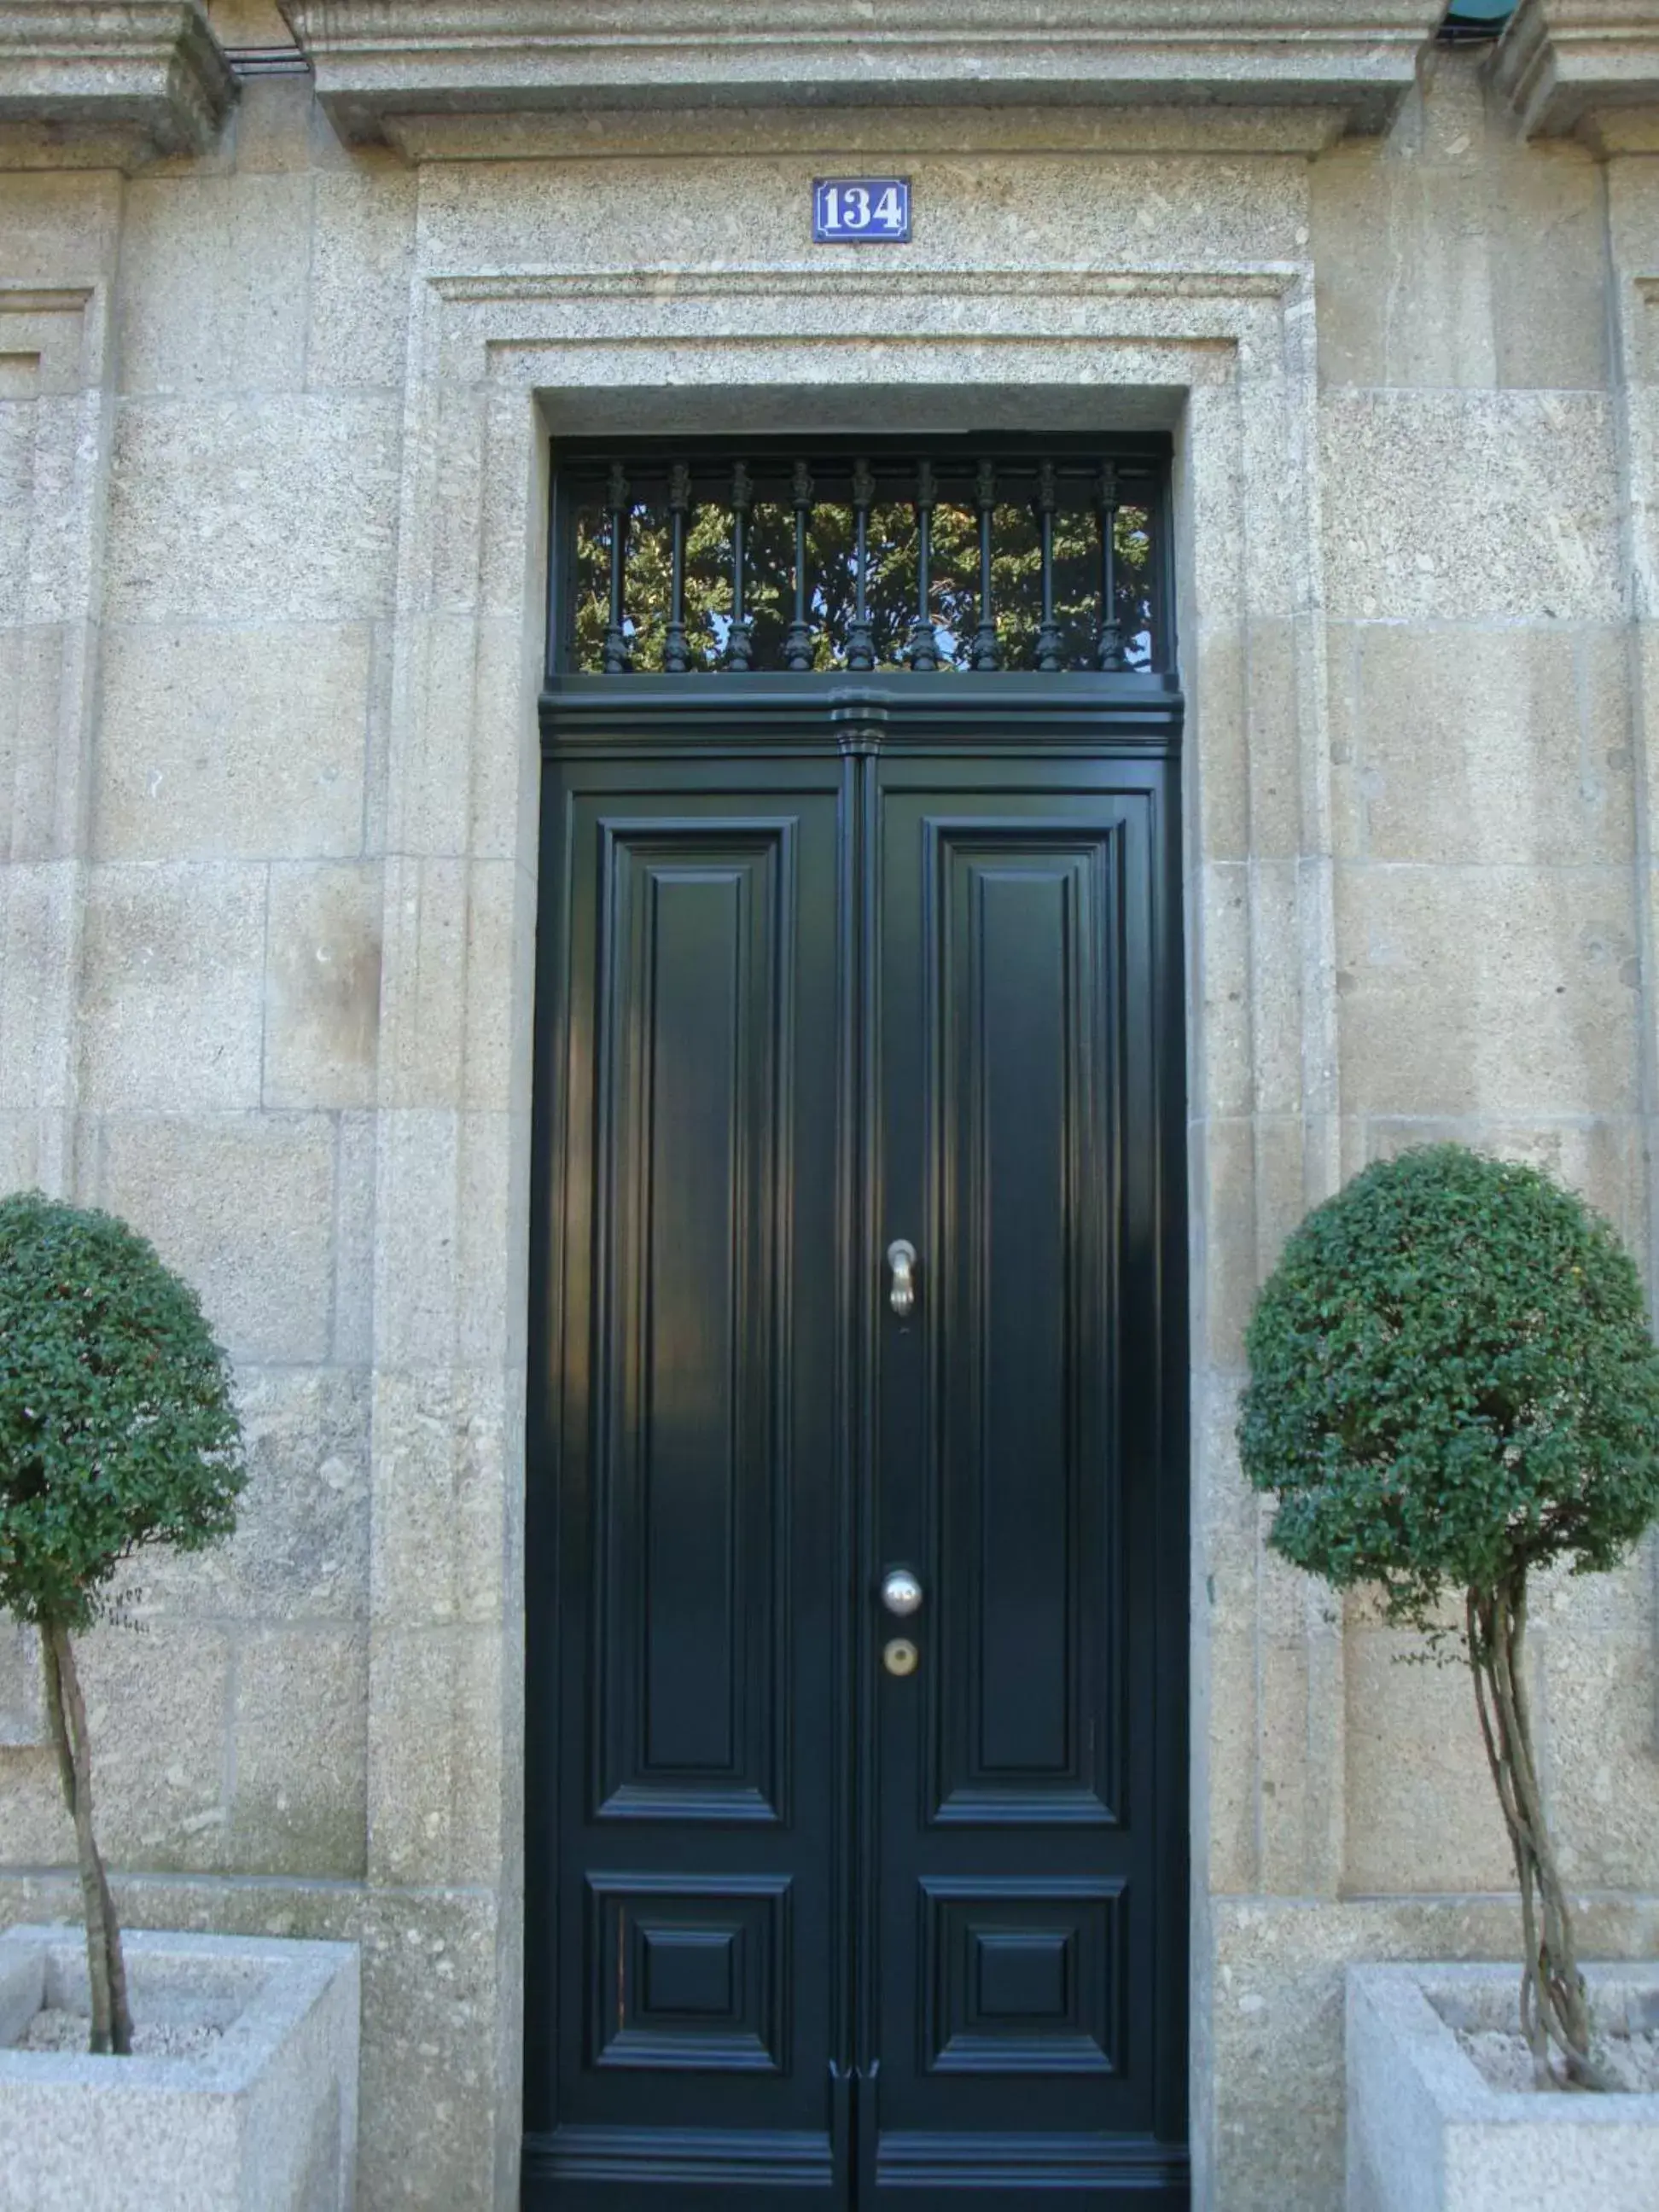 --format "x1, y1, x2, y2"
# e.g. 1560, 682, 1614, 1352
0, 1192, 243, 2054
1238, 1144, 1659, 2089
